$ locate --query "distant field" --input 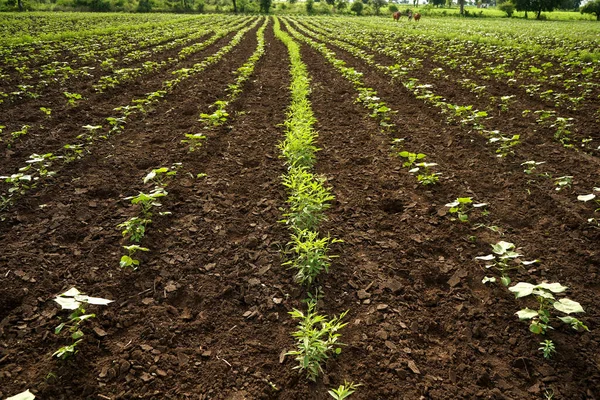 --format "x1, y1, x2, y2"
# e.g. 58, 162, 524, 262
1, 13, 599, 400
